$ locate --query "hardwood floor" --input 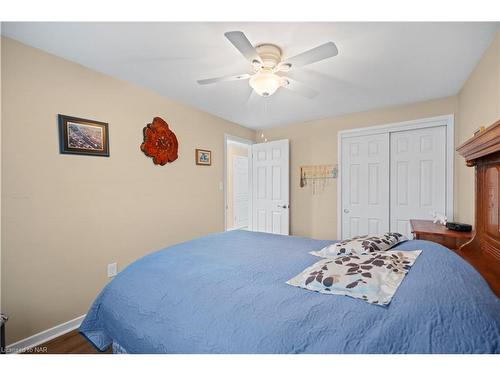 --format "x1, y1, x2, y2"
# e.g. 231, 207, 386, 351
22, 330, 111, 354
